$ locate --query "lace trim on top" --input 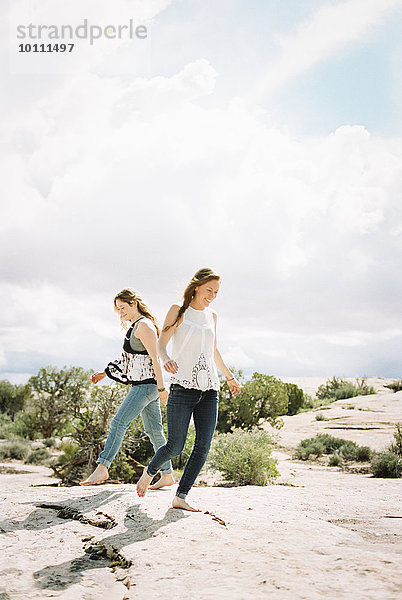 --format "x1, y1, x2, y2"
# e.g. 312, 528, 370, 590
170, 353, 220, 391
